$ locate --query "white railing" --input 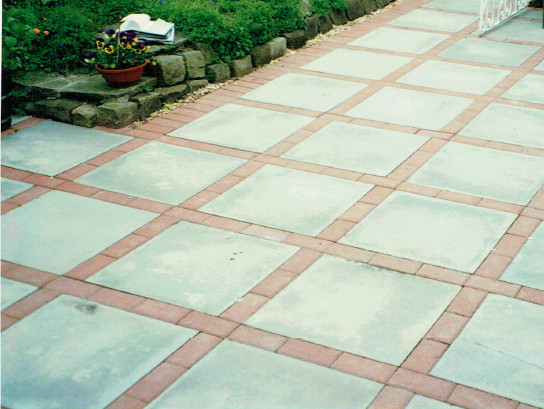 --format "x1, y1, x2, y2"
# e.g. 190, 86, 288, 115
479, 0, 530, 35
